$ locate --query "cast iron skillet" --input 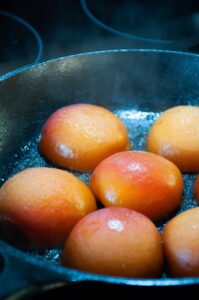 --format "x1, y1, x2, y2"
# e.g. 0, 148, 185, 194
0, 49, 199, 298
